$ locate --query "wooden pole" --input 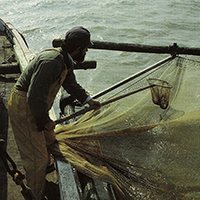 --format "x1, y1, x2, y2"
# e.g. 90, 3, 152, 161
52, 39, 200, 56
55, 85, 154, 125
90, 41, 200, 56
92, 55, 174, 99
0, 64, 20, 74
